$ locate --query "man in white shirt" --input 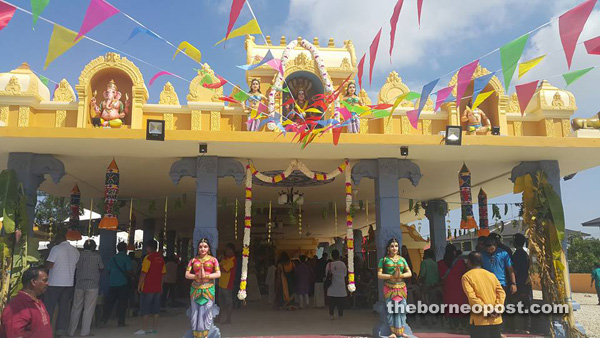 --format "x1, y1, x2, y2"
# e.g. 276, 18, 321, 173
43, 232, 80, 336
